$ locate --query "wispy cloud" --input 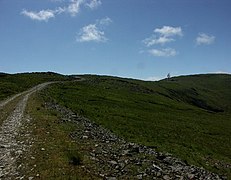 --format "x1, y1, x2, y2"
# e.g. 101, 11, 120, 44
65, 0, 102, 16
148, 48, 177, 57
154, 26, 183, 37
143, 36, 174, 46
196, 33, 215, 45
86, 0, 102, 9
66, 0, 85, 16
21, 0, 102, 21
143, 26, 182, 46
21, 9, 56, 21
77, 24, 106, 42
143, 26, 181, 58
98, 17, 112, 26
77, 17, 112, 42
